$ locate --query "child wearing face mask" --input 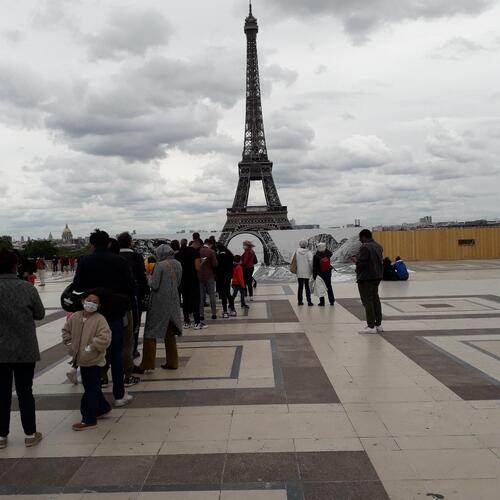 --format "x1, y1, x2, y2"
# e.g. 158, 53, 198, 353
62, 291, 112, 431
